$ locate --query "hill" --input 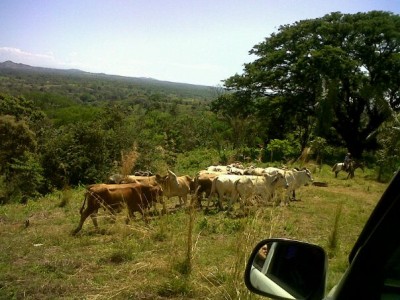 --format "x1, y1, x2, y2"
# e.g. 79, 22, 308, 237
0, 61, 216, 103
